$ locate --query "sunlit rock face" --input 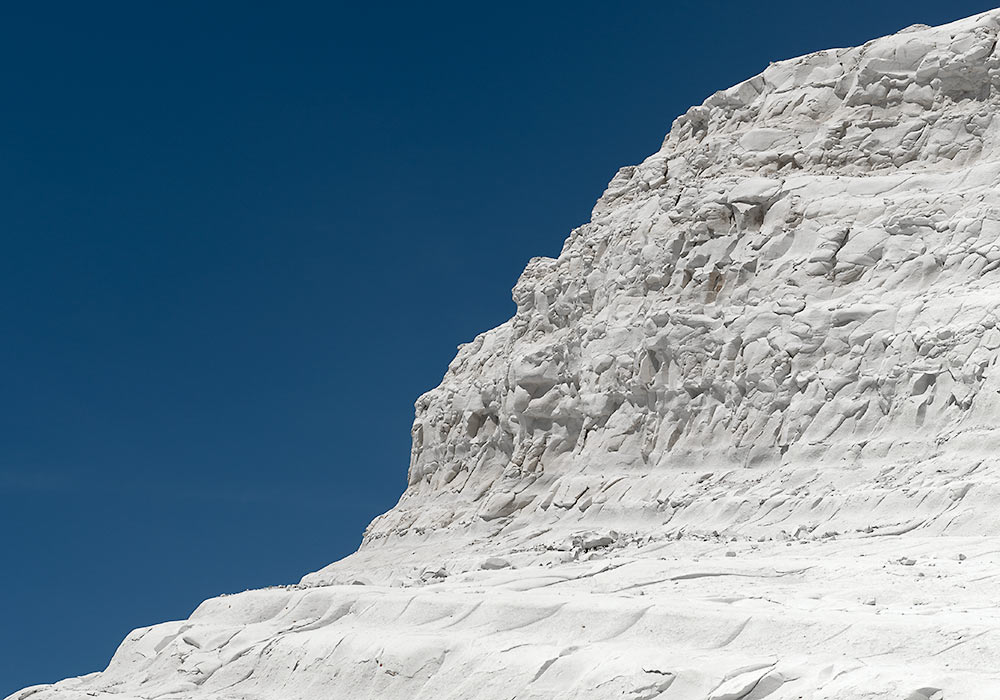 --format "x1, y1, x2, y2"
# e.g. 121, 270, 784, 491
356, 10, 1000, 550
14, 11, 1000, 700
